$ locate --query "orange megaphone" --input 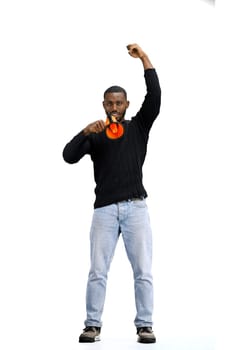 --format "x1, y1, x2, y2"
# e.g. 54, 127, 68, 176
105, 113, 124, 139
